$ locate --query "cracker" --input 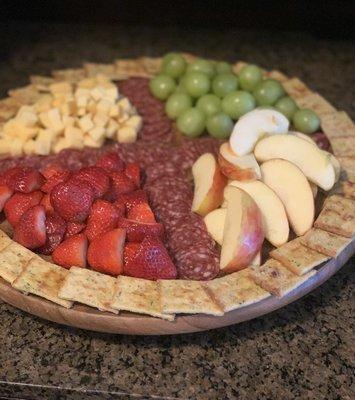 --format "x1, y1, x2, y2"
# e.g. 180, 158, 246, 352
329, 180, 355, 199
58, 266, 117, 313
12, 258, 72, 308
232, 61, 248, 74
249, 259, 316, 297
337, 157, 355, 182
330, 137, 355, 157
295, 92, 336, 116
283, 77, 312, 99
0, 221, 13, 237
0, 97, 21, 121
51, 68, 87, 83
139, 57, 162, 75
111, 276, 174, 320
29, 75, 55, 92
181, 52, 198, 64
0, 229, 12, 251
265, 70, 289, 82
321, 111, 355, 138
301, 228, 352, 257
160, 279, 223, 316
8, 85, 42, 105
205, 269, 270, 312
83, 63, 123, 80
0, 241, 36, 284
115, 59, 150, 78
270, 238, 329, 276
314, 195, 355, 237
